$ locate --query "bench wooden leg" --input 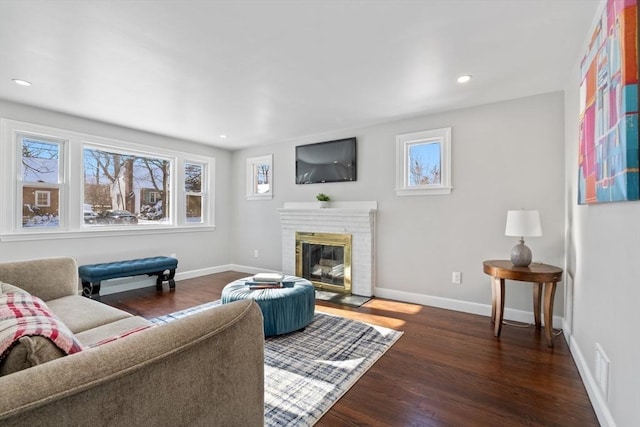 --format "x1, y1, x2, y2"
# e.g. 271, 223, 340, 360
82, 279, 101, 300
153, 269, 176, 292
167, 269, 176, 290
